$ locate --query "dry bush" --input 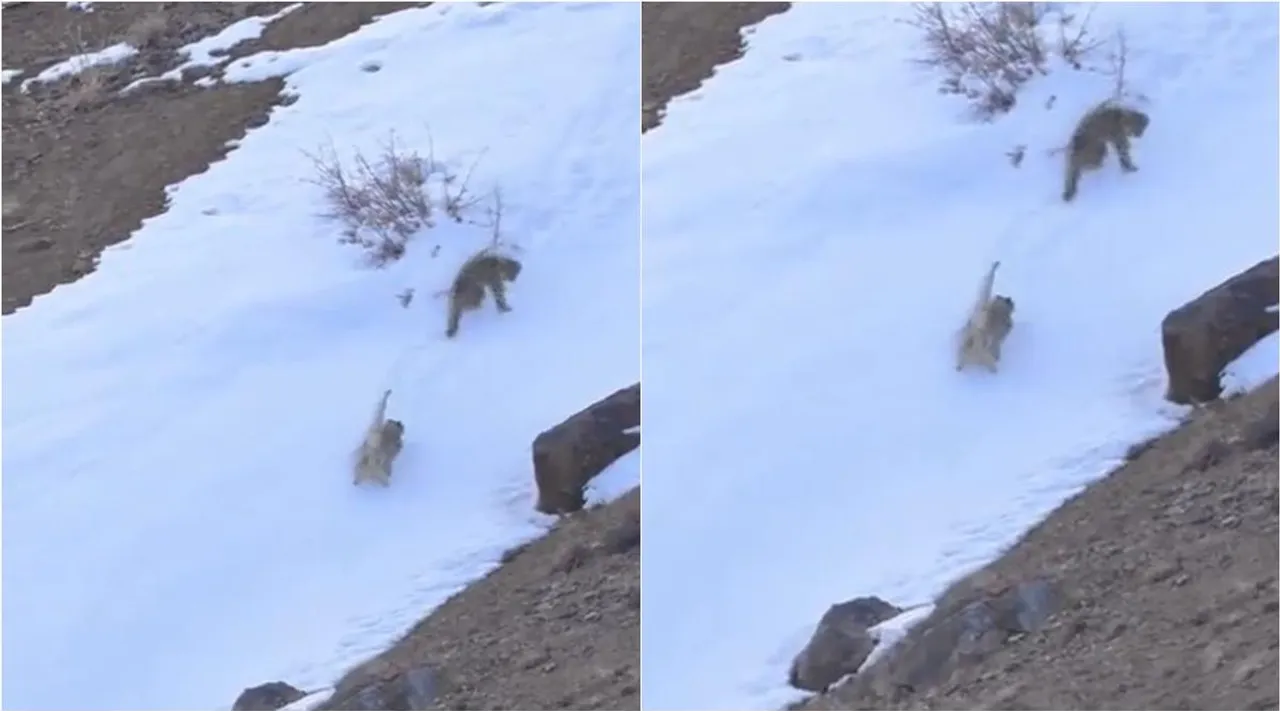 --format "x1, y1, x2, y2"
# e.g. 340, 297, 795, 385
61, 65, 110, 112
1103, 27, 1139, 101
1006, 143, 1026, 167
19, 23, 124, 112
305, 133, 485, 267
124, 11, 170, 49
908, 2, 1105, 119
